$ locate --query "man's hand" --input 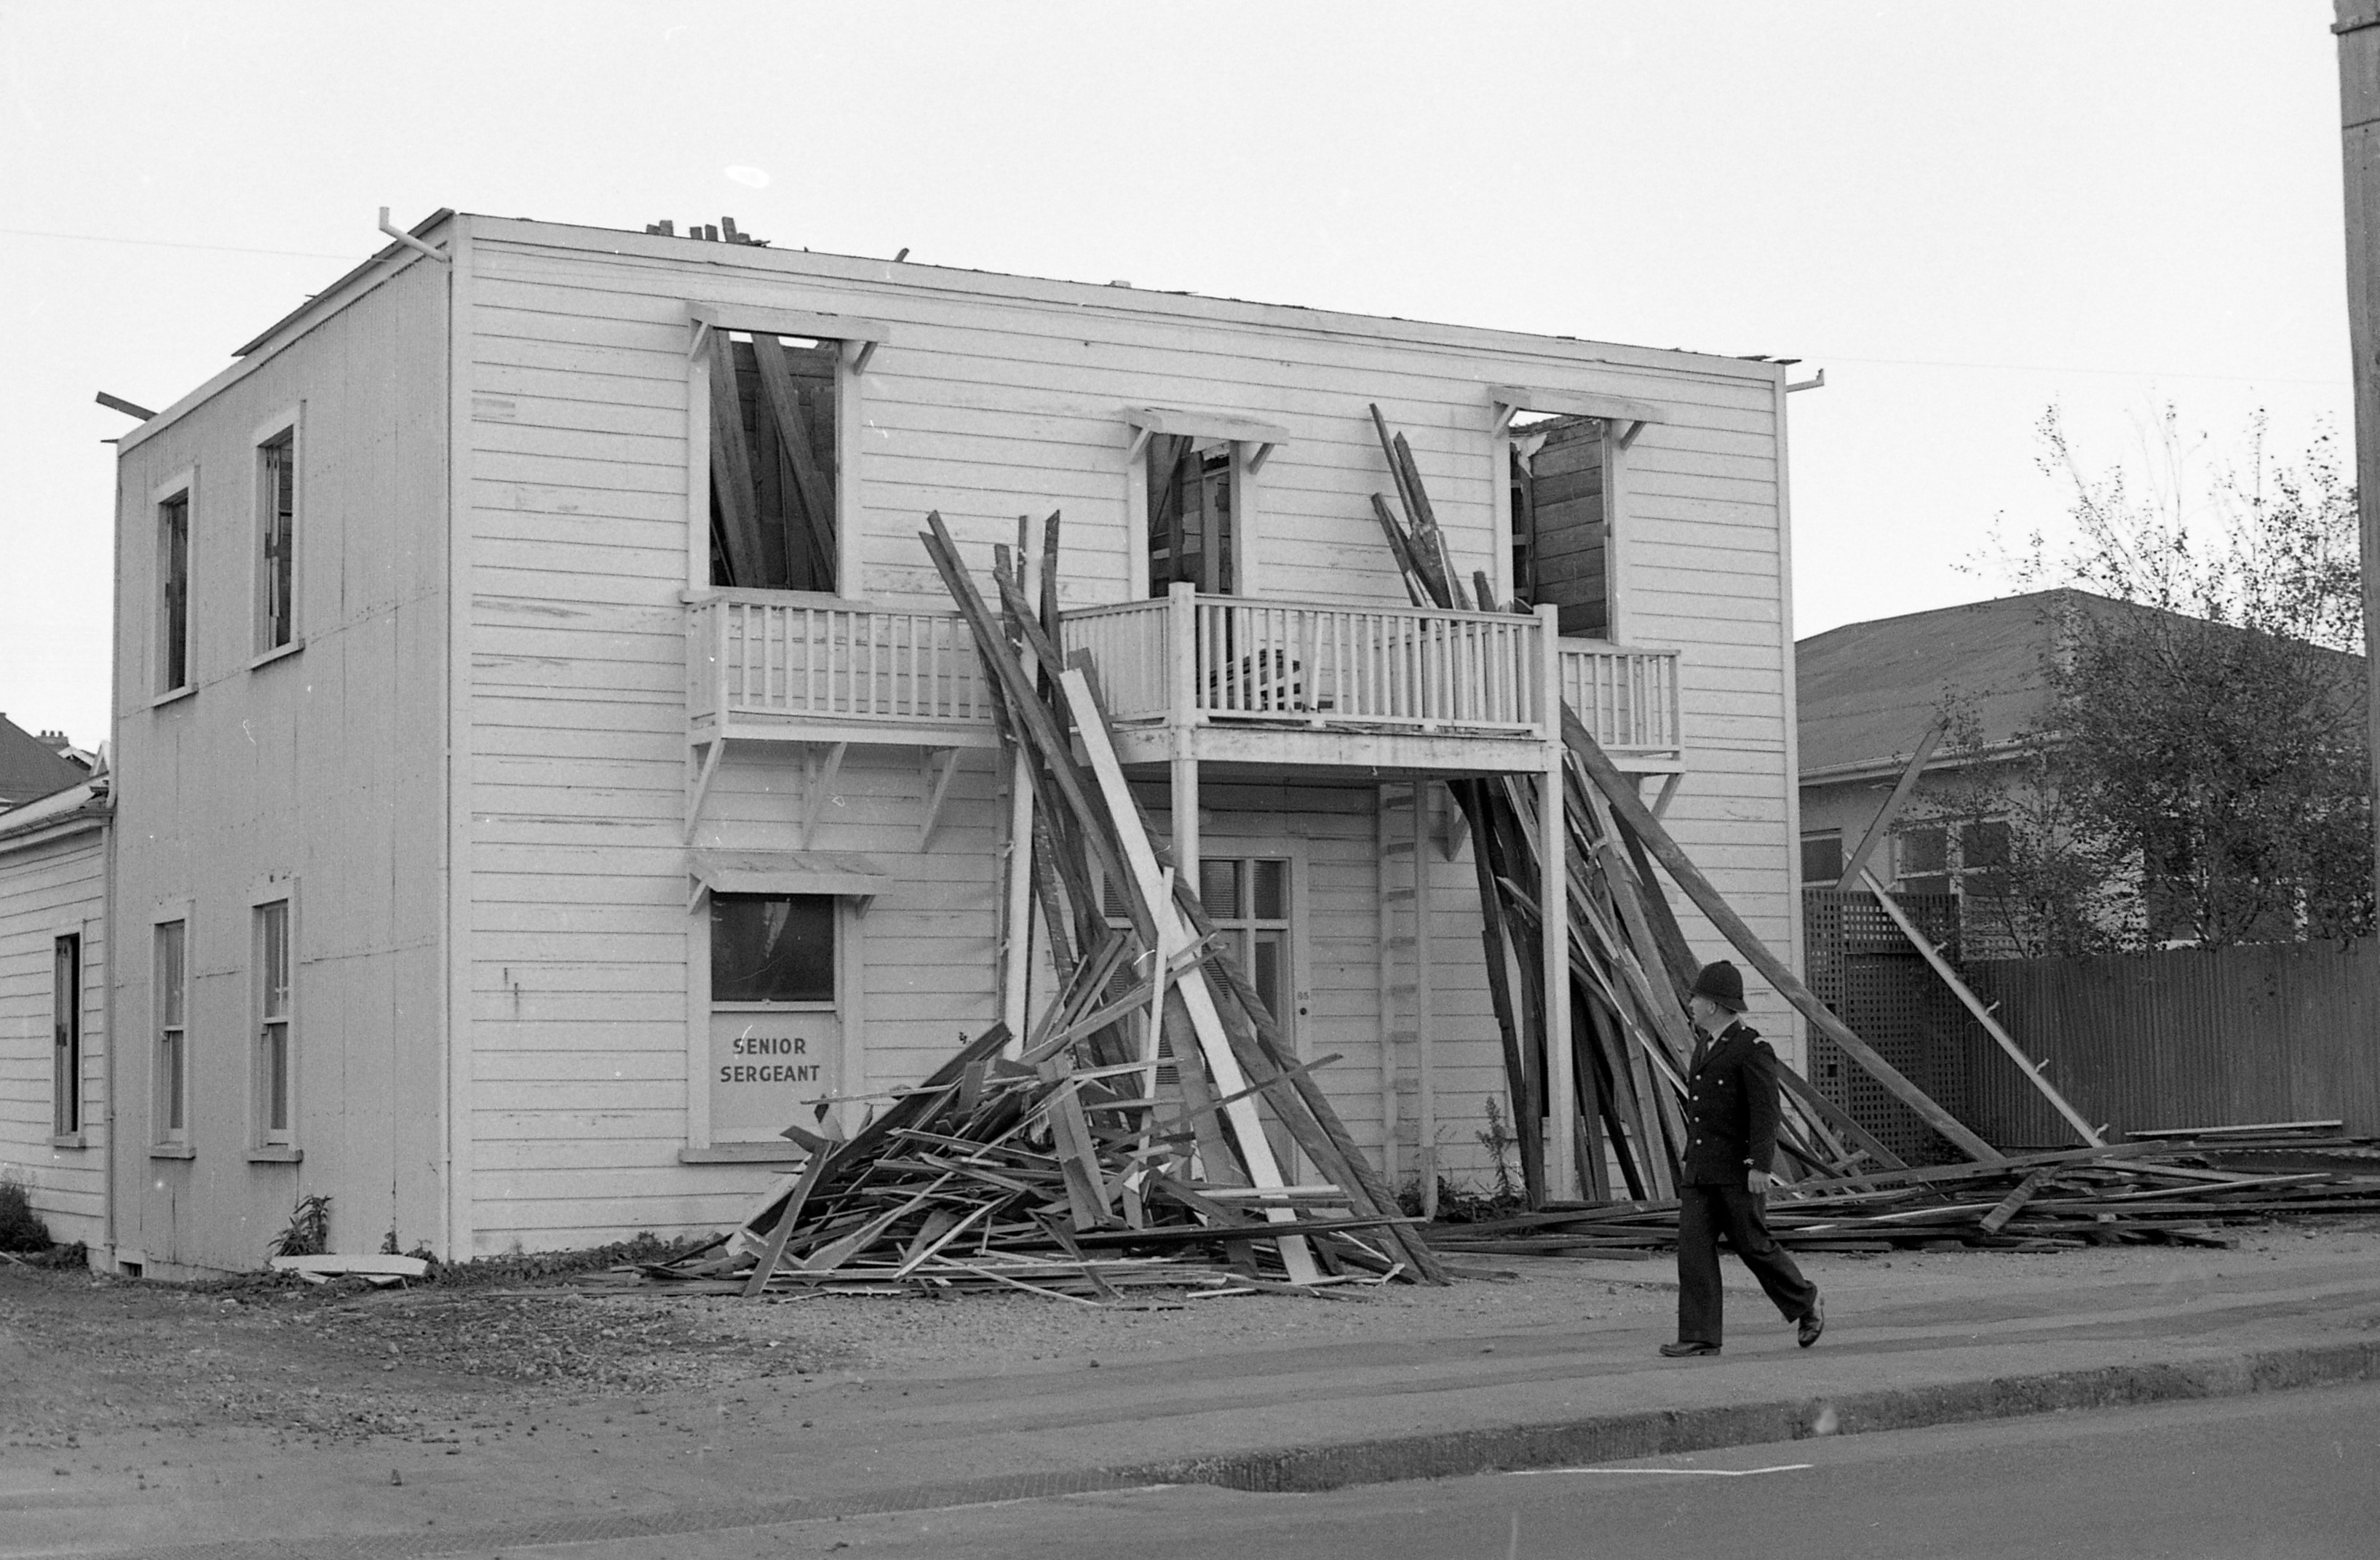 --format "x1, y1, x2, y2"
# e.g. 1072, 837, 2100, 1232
1746, 1169, 1771, 1196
